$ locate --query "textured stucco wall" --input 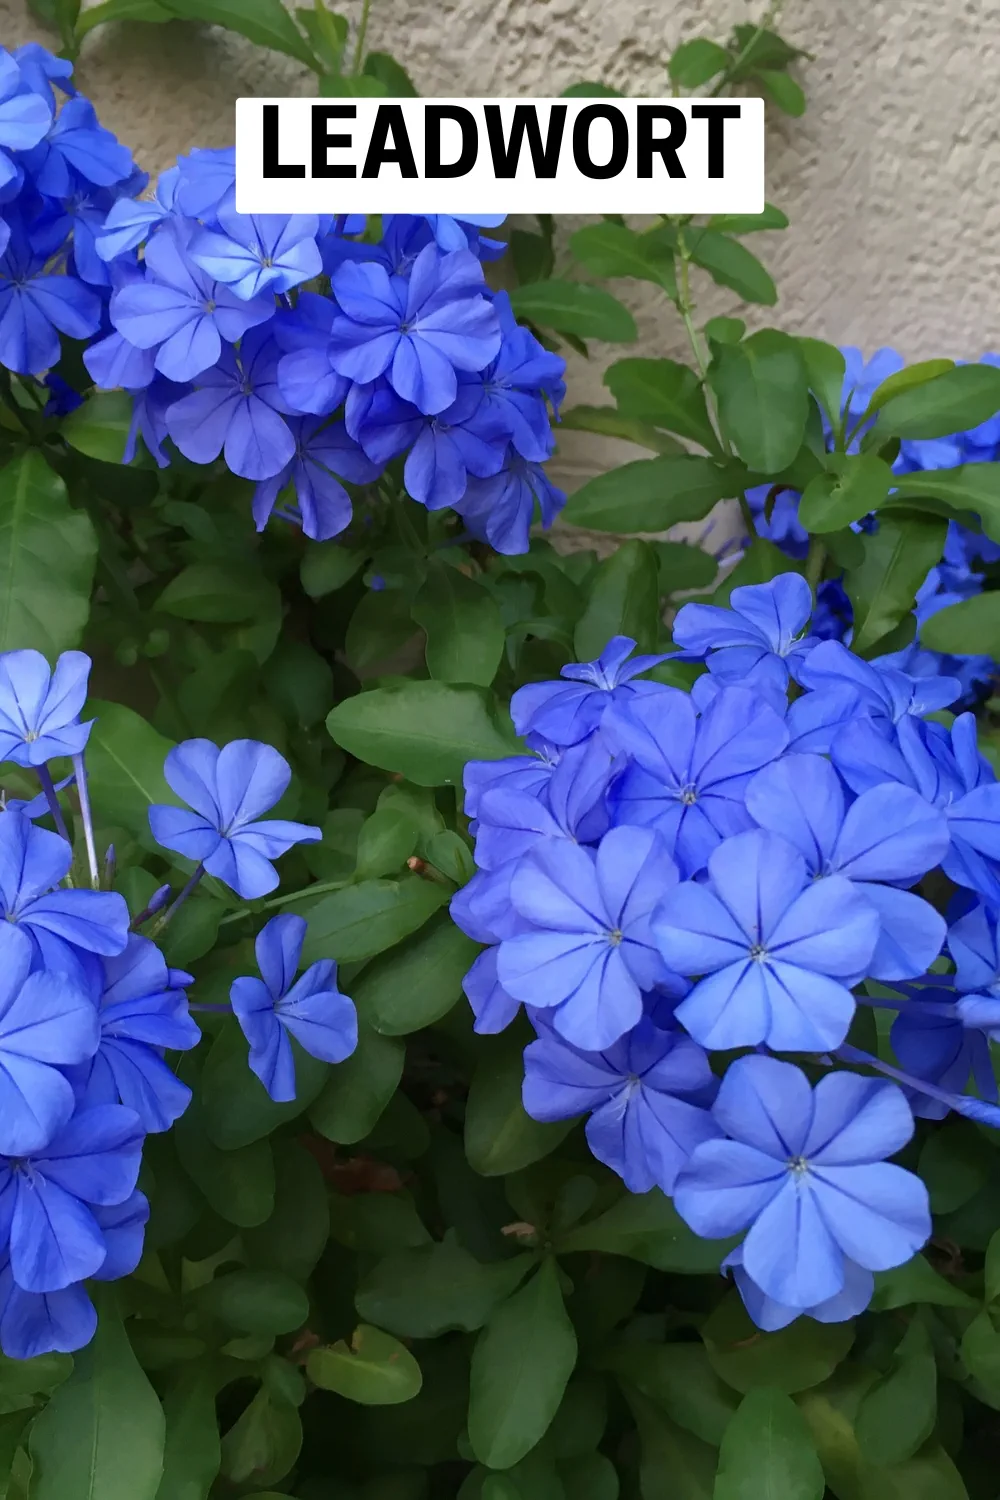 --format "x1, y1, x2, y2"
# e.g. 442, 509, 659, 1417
4, 0, 998, 498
